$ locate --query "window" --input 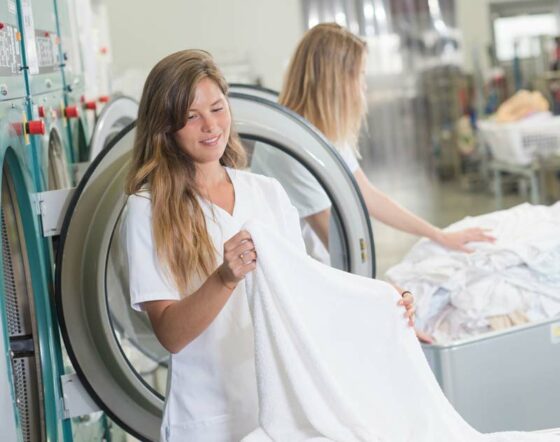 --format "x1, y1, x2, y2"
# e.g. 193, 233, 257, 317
493, 13, 558, 61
